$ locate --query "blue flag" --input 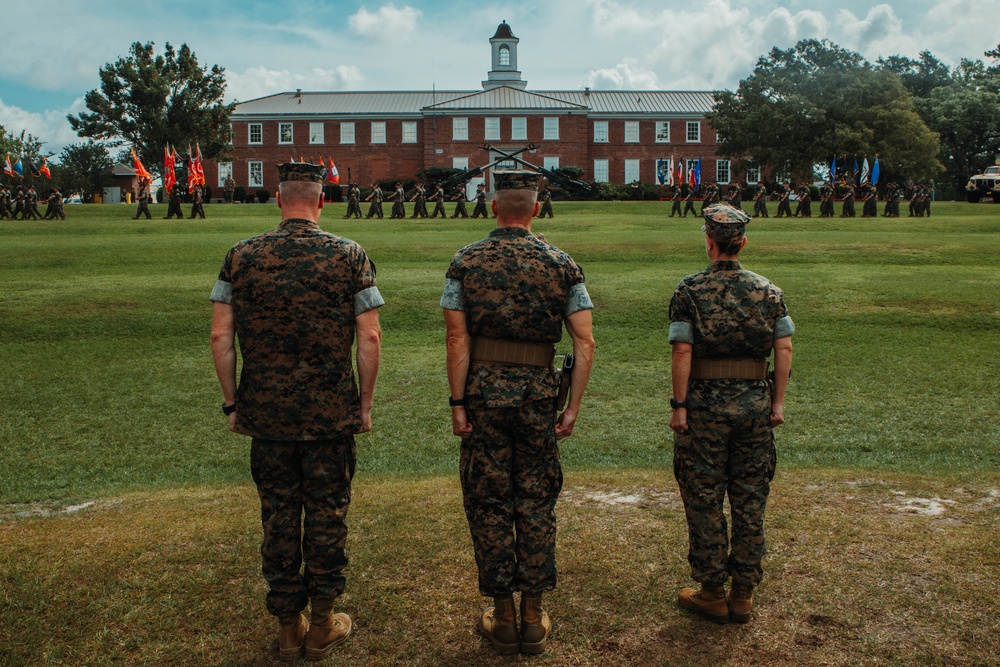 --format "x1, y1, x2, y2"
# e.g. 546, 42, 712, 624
853, 156, 859, 185
871, 156, 880, 186
12, 154, 24, 178
693, 157, 701, 187
830, 156, 837, 183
